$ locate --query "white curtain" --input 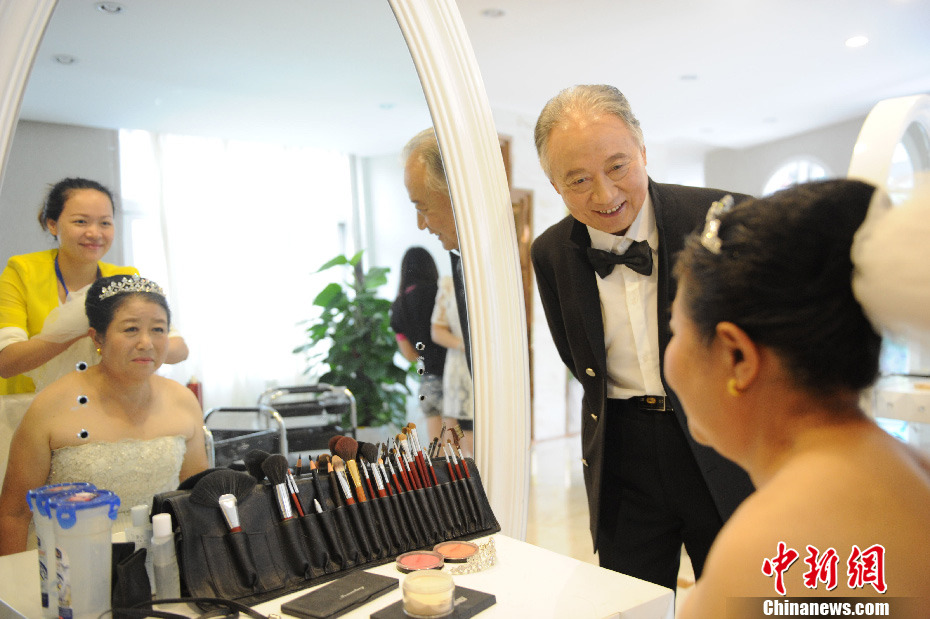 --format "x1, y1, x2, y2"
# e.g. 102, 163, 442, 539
119, 130, 354, 410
